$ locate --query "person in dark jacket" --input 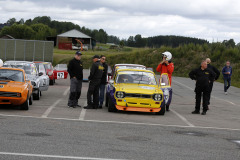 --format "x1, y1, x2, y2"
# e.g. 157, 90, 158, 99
99, 55, 108, 108
206, 58, 220, 106
189, 60, 216, 115
84, 55, 104, 109
222, 61, 232, 95
67, 51, 83, 108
